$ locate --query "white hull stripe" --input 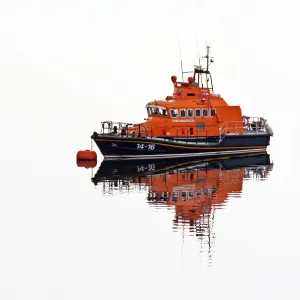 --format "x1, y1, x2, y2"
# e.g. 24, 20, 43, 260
103, 148, 267, 161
